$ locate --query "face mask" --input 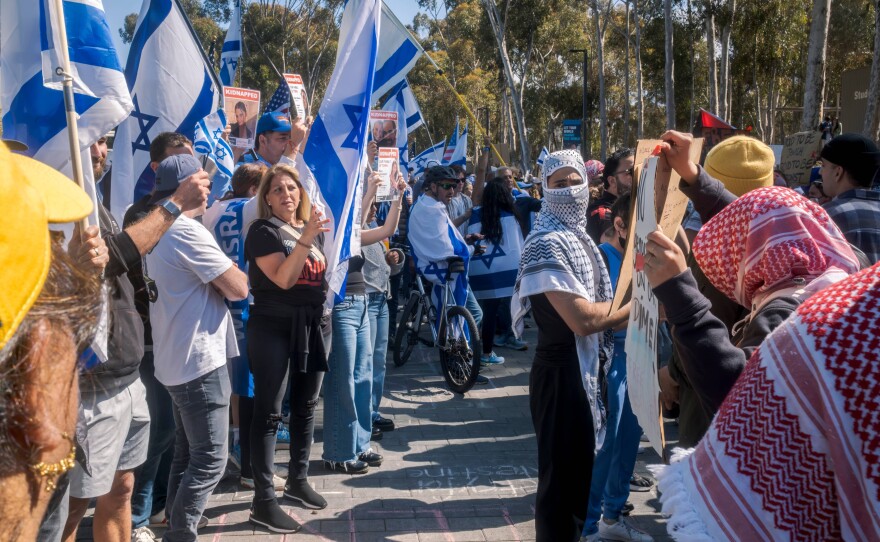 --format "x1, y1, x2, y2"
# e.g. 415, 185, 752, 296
541, 182, 591, 234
